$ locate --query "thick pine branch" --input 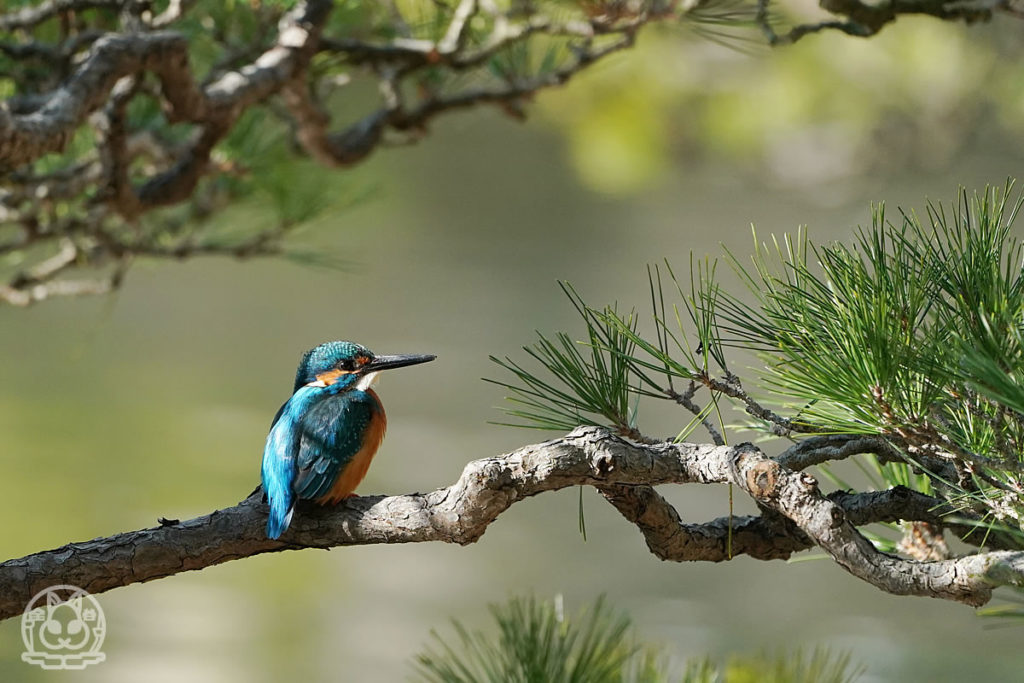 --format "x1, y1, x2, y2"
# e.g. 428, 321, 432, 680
3, 426, 1022, 621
